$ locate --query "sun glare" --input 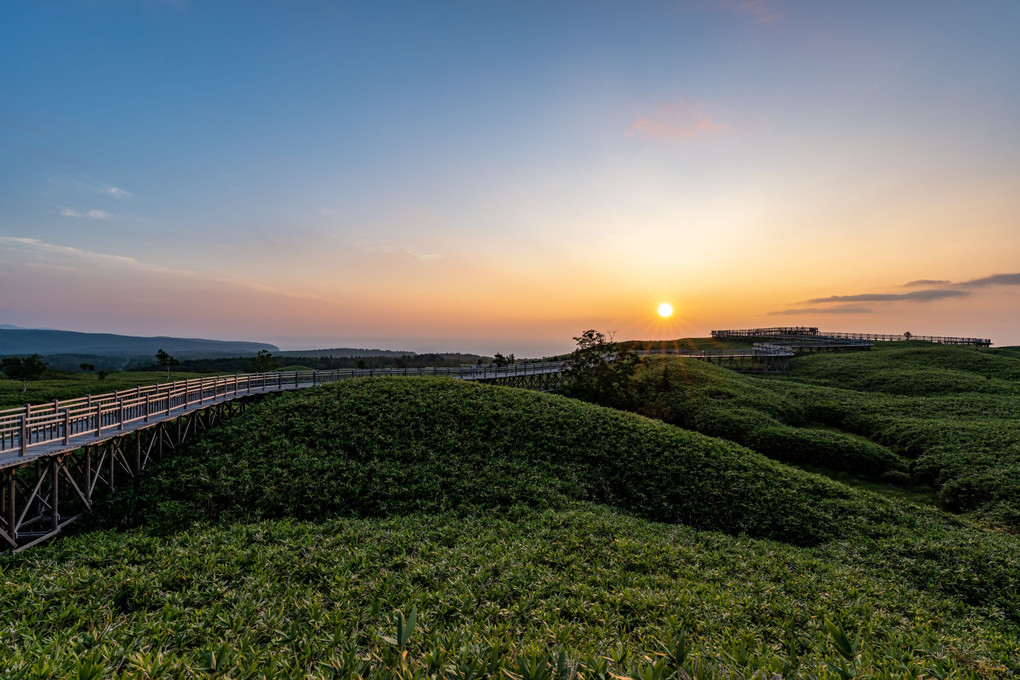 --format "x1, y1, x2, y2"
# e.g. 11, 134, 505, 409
657, 302, 673, 318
